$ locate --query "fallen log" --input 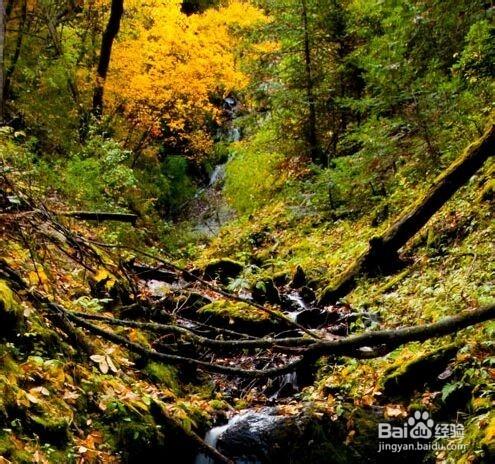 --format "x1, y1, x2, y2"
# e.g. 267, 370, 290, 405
319, 123, 495, 305
59, 210, 138, 224
124, 261, 178, 283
